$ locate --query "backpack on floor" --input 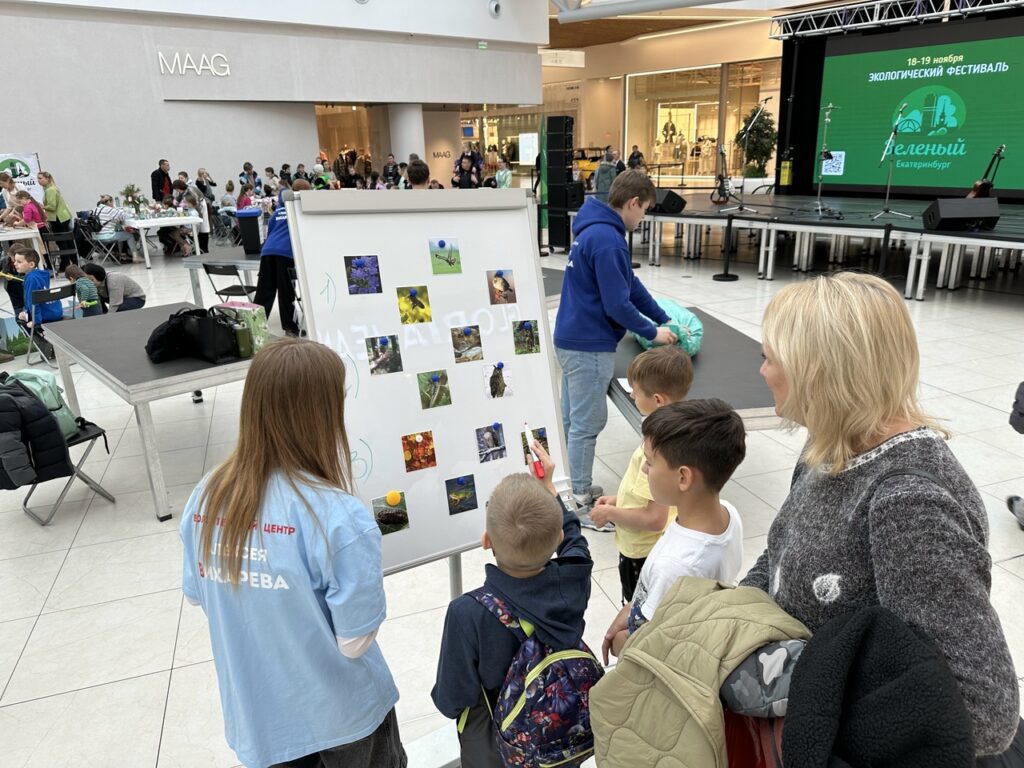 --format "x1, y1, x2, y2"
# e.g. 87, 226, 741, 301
470, 588, 603, 768
4, 369, 79, 440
